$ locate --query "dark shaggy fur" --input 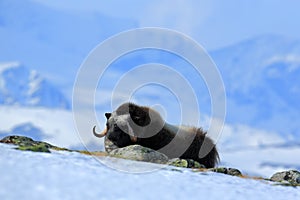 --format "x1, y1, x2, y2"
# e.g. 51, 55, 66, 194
95, 102, 219, 168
